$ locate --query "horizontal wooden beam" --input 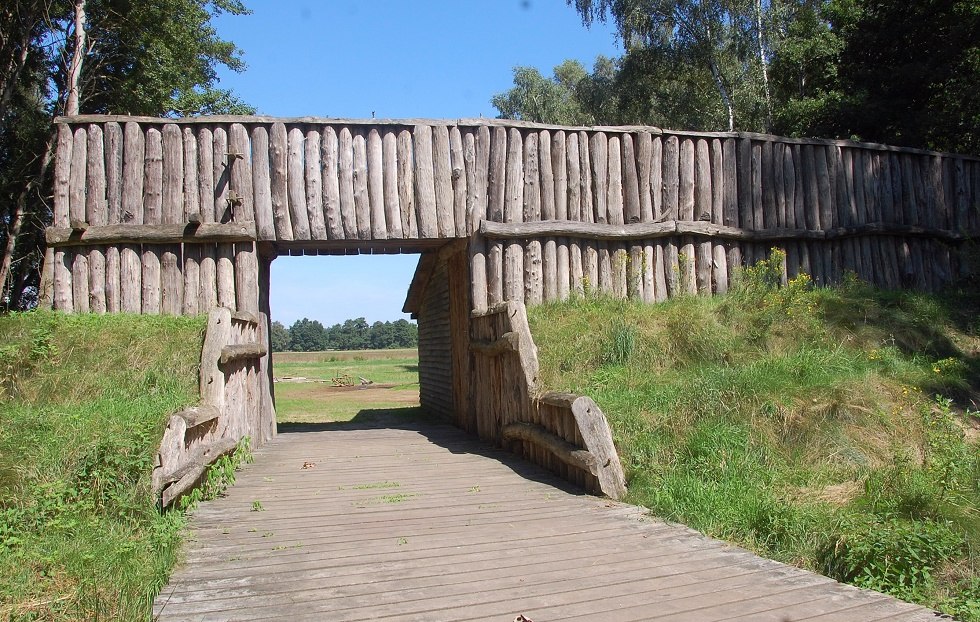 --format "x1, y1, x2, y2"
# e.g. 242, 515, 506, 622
174, 404, 220, 429
481, 219, 972, 243
46, 222, 257, 247
471, 331, 521, 357
229, 310, 259, 325
502, 422, 596, 475
160, 436, 239, 507
219, 342, 267, 365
